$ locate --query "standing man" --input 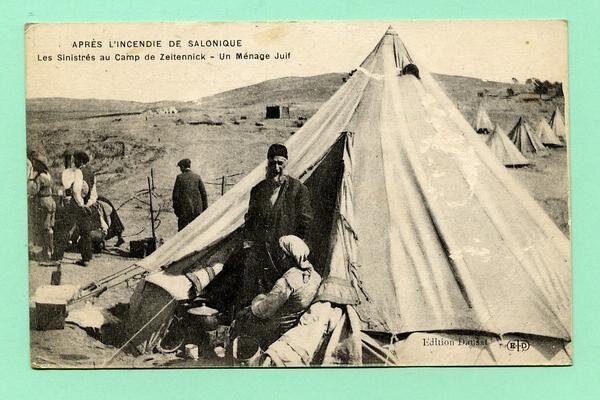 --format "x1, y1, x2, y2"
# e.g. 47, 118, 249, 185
241, 143, 313, 307
172, 158, 208, 231
52, 149, 79, 263
72, 150, 97, 267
